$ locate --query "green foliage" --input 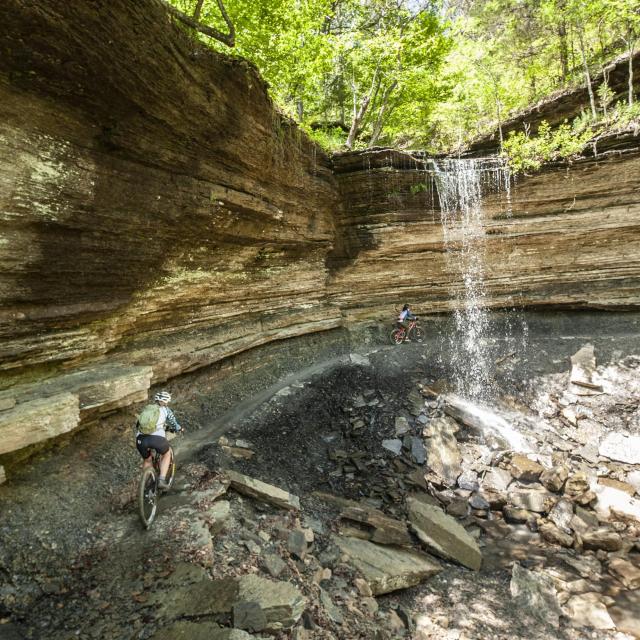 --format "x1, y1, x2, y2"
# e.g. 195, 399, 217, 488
503, 120, 593, 171
167, 0, 639, 153
303, 126, 347, 153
